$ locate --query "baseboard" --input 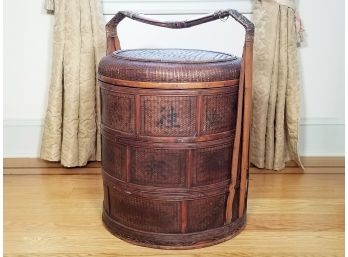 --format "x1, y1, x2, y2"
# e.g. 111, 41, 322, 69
3, 158, 101, 175
3, 157, 344, 175
3, 158, 101, 168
